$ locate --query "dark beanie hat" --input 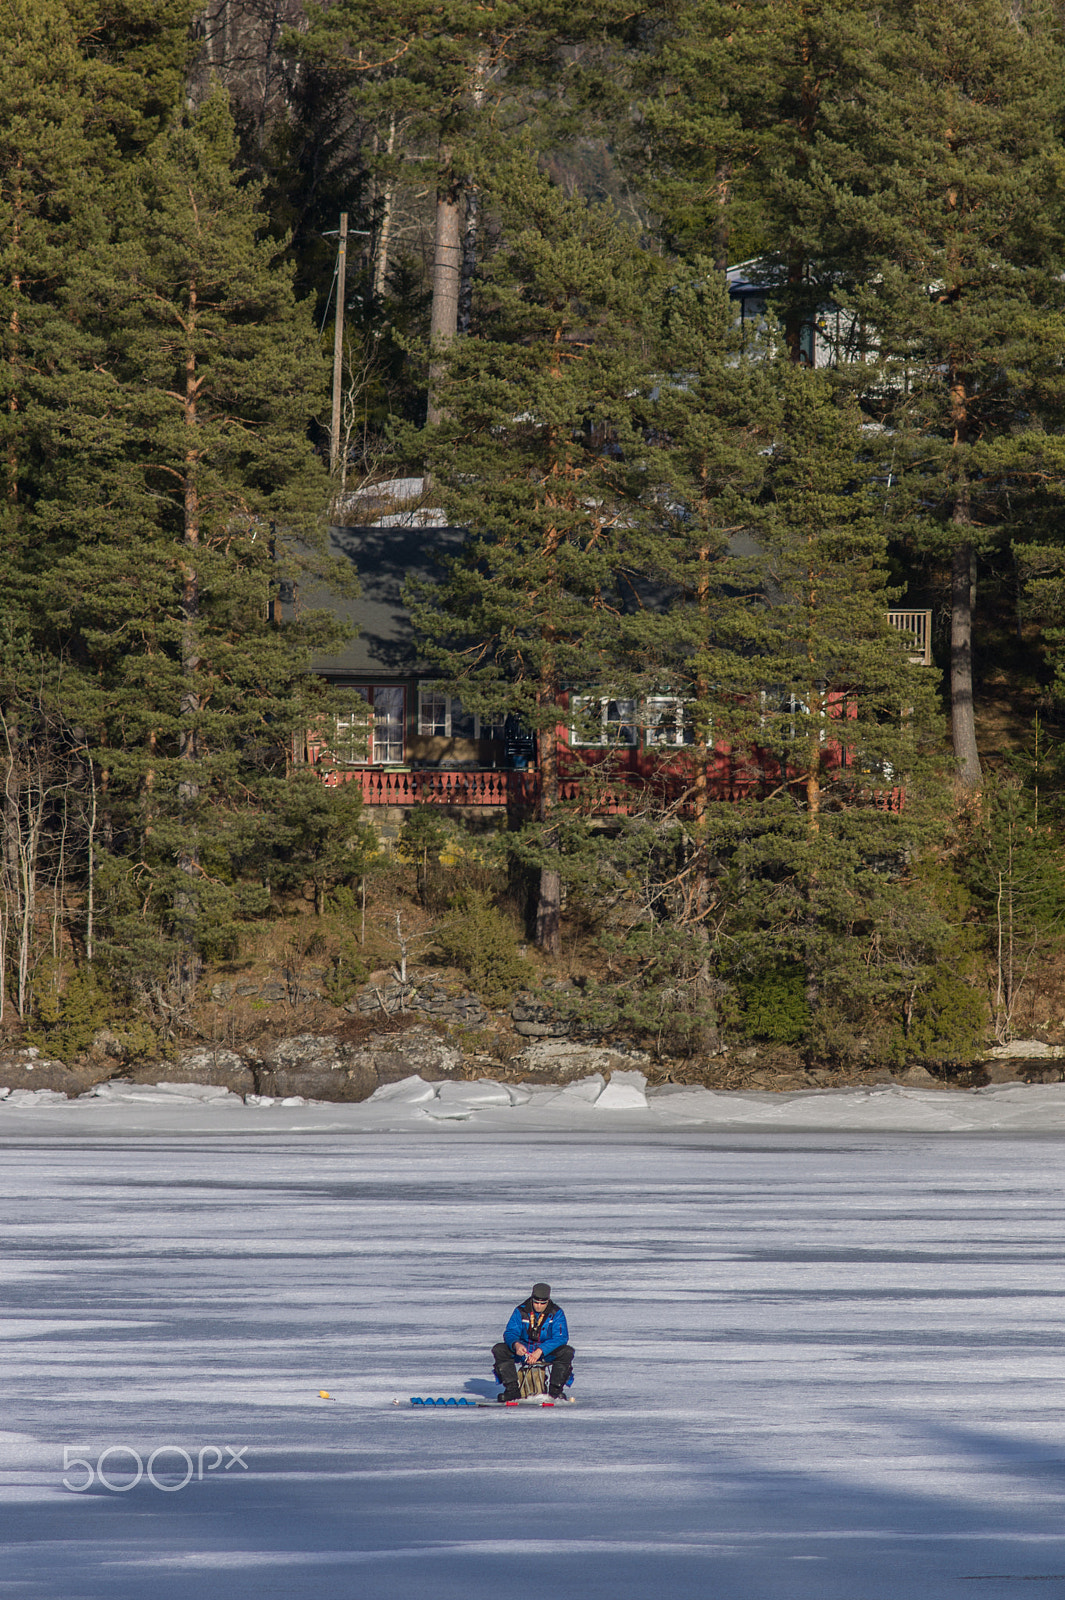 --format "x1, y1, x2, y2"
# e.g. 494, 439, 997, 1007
531, 1282, 551, 1300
